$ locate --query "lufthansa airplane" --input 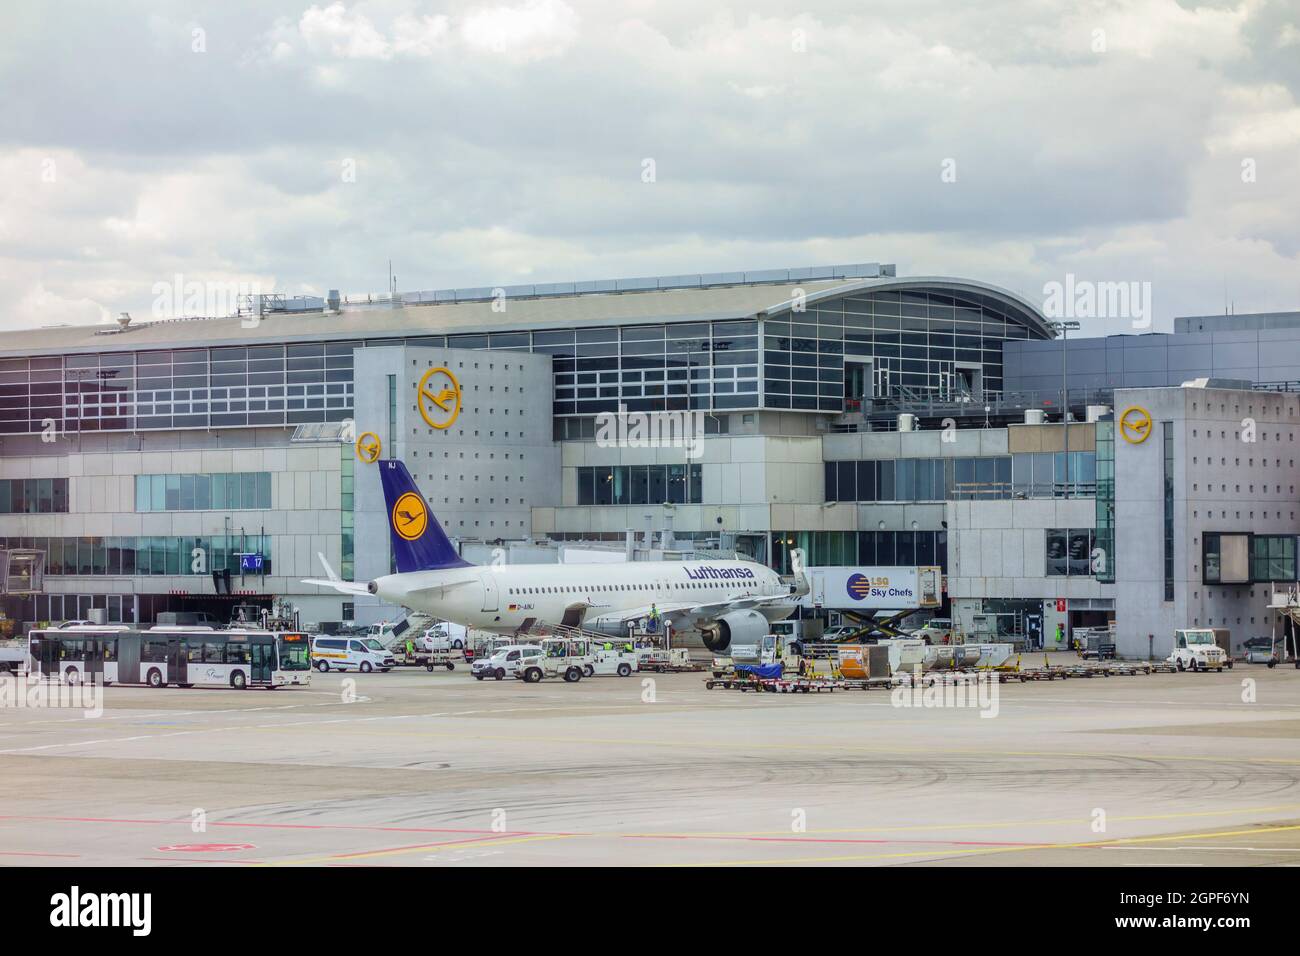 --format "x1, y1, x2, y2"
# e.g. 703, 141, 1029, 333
305, 459, 804, 652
